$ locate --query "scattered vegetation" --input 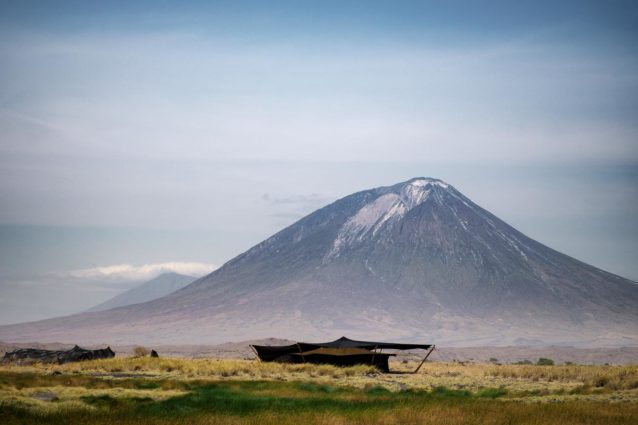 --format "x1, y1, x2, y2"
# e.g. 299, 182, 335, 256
486, 363, 638, 392
0, 358, 636, 424
133, 346, 150, 358
537, 357, 555, 366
